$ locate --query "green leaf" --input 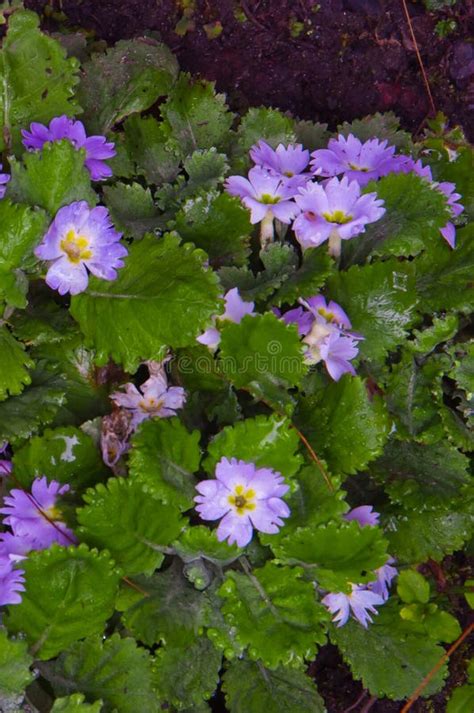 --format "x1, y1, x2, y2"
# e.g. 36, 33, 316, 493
123, 115, 180, 185
103, 182, 162, 239
0, 9, 80, 153
77, 478, 186, 575
12, 425, 108, 489
6, 545, 120, 660
0, 366, 66, 442
51, 694, 103, 713
0, 327, 33, 399
219, 312, 306, 393
175, 192, 251, 268
397, 570, 430, 604
272, 248, 334, 307
161, 74, 234, 157
122, 563, 213, 647
331, 603, 447, 699
71, 234, 221, 371
294, 119, 329, 151
327, 260, 419, 361
128, 417, 201, 511
204, 414, 302, 479
174, 526, 241, 566
44, 634, 160, 713
9, 141, 96, 214
337, 112, 412, 150
77, 38, 178, 134
449, 341, 474, 393
223, 659, 326, 713
272, 521, 388, 591
218, 562, 329, 668
0, 627, 33, 696
183, 148, 229, 194
153, 637, 222, 709
447, 685, 474, 713
0, 199, 48, 307
11, 299, 76, 346
233, 108, 295, 172
295, 375, 389, 476
408, 314, 459, 355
